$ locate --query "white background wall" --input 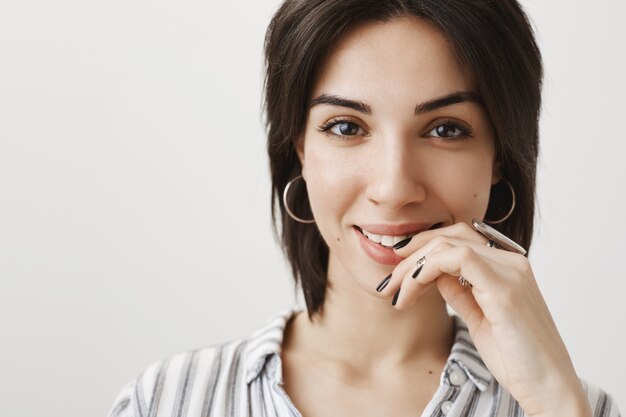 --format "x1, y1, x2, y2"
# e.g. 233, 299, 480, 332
0, 1, 624, 416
